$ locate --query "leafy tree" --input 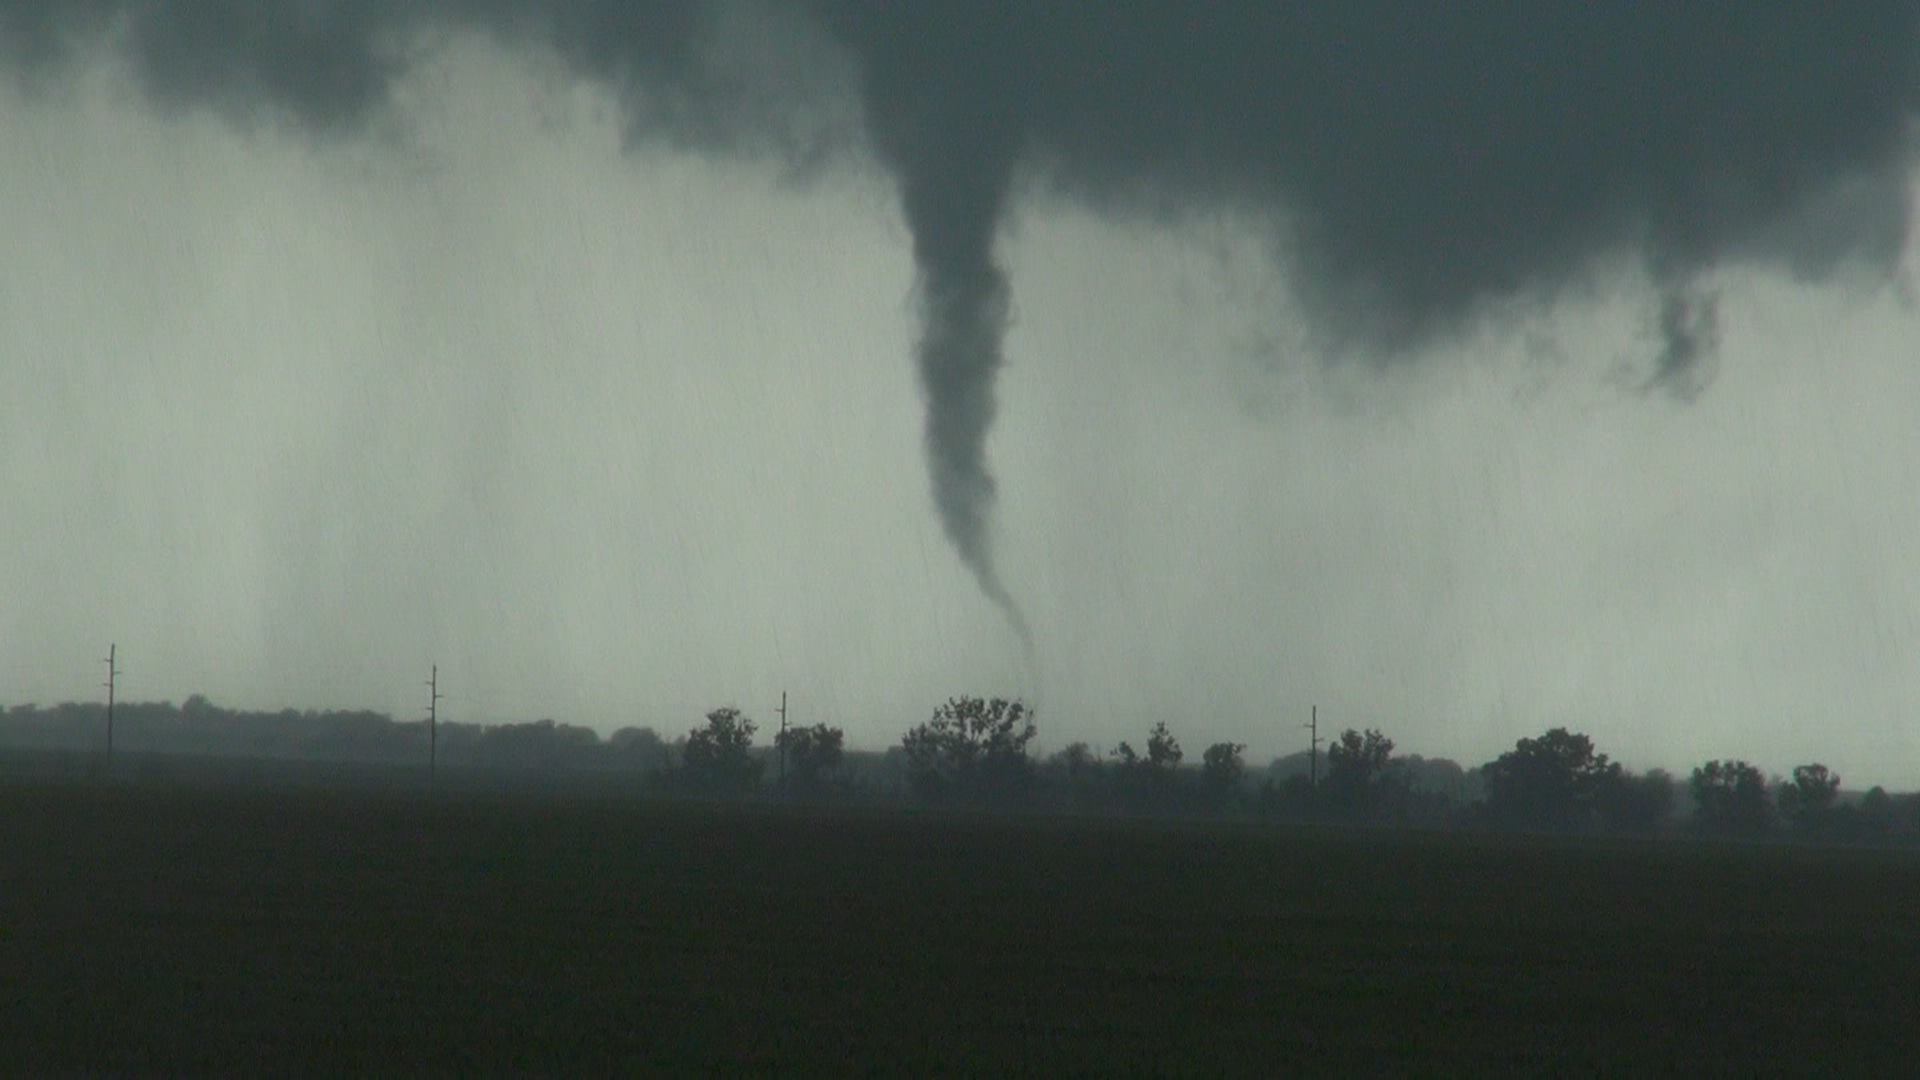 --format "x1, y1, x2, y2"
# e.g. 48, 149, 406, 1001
1109, 722, 1187, 811
1146, 722, 1183, 772
1114, 722, 1182, 775
1481, 728, 1621, 831
1258, 772, 1317, 820
1596, 768, 1675, 834
609, 725, 668, 770
1200, 742, 1247, 802
1327, 728, 1392, 775
1047, 741, 1098, 777
1324, 728, 1397, 817
474, 718, 600, 770
1044, 741, 1104, 809
1858, 785, 1896, 841
1201, 741, 1245, 788
682, 707, 762, 794
1690, 760, 1772, 836
774, 722, 845, 797
182, 693, 216, 723
1396, 755, 1469, 801
1776, 763, 1841, 835
900, 696, 1036, 802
